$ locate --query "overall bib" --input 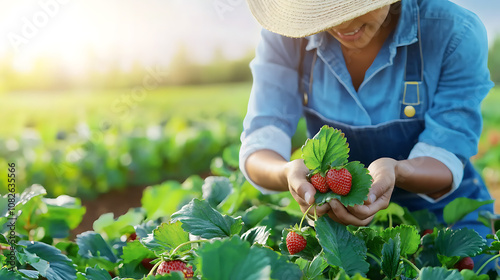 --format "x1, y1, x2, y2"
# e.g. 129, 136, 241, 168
297, 19, 494, 239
